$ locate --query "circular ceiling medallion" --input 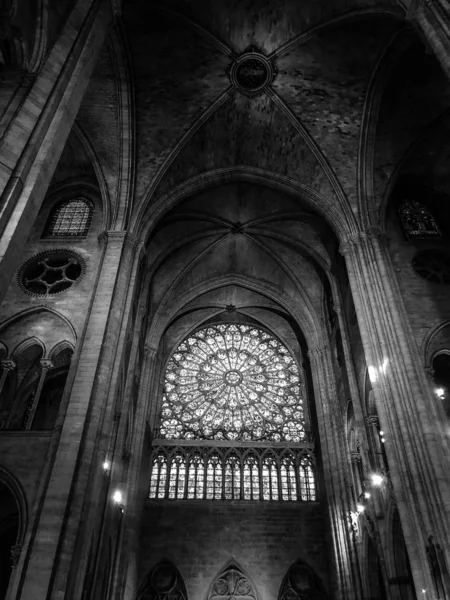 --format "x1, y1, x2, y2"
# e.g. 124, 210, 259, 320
229, 48, 276, 96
